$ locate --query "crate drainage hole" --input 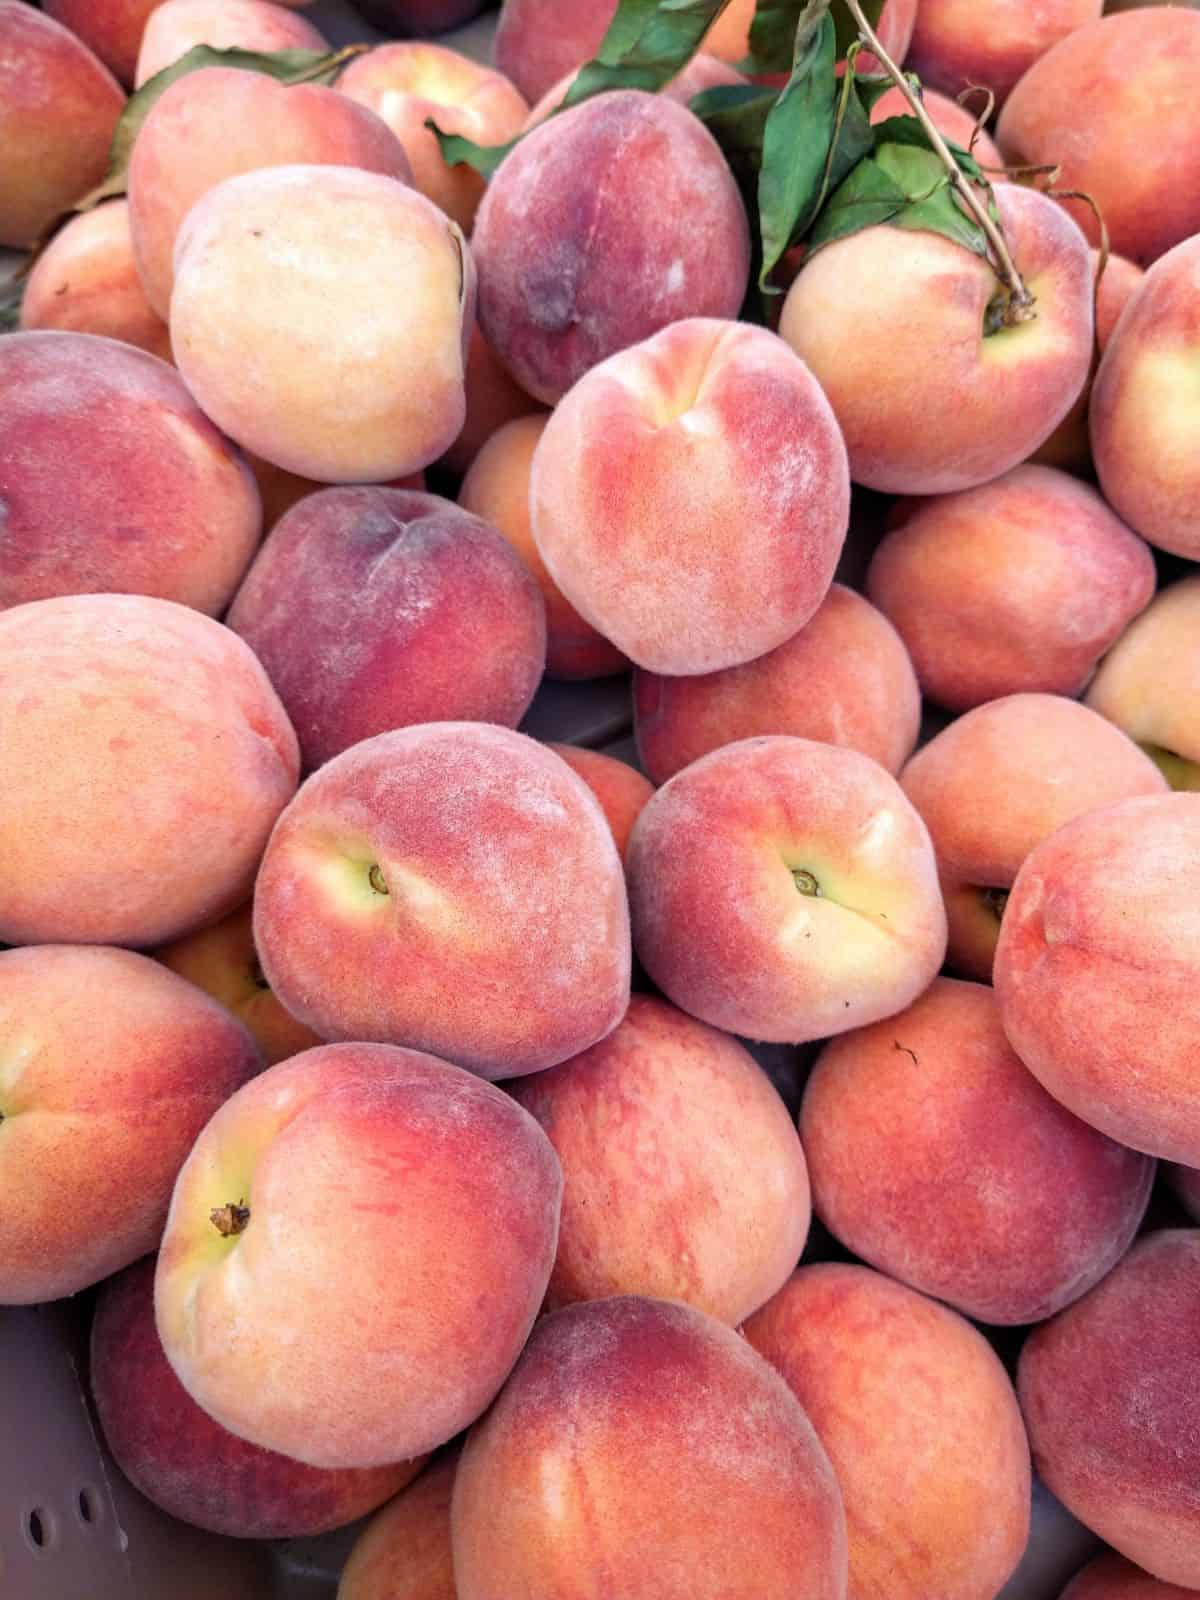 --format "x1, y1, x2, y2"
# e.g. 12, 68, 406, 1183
25, 1508, 52, 1551
78, 1489, 95, 1525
